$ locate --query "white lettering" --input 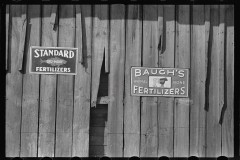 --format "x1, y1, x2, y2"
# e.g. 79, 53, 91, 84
69, 51, 74, 58
135, 69, 141, 77
143, 69, 149, 75
133, 85, 138, 93
180, 87, 185, 95
34, 49, 40, 58
178, 70, 185, 77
